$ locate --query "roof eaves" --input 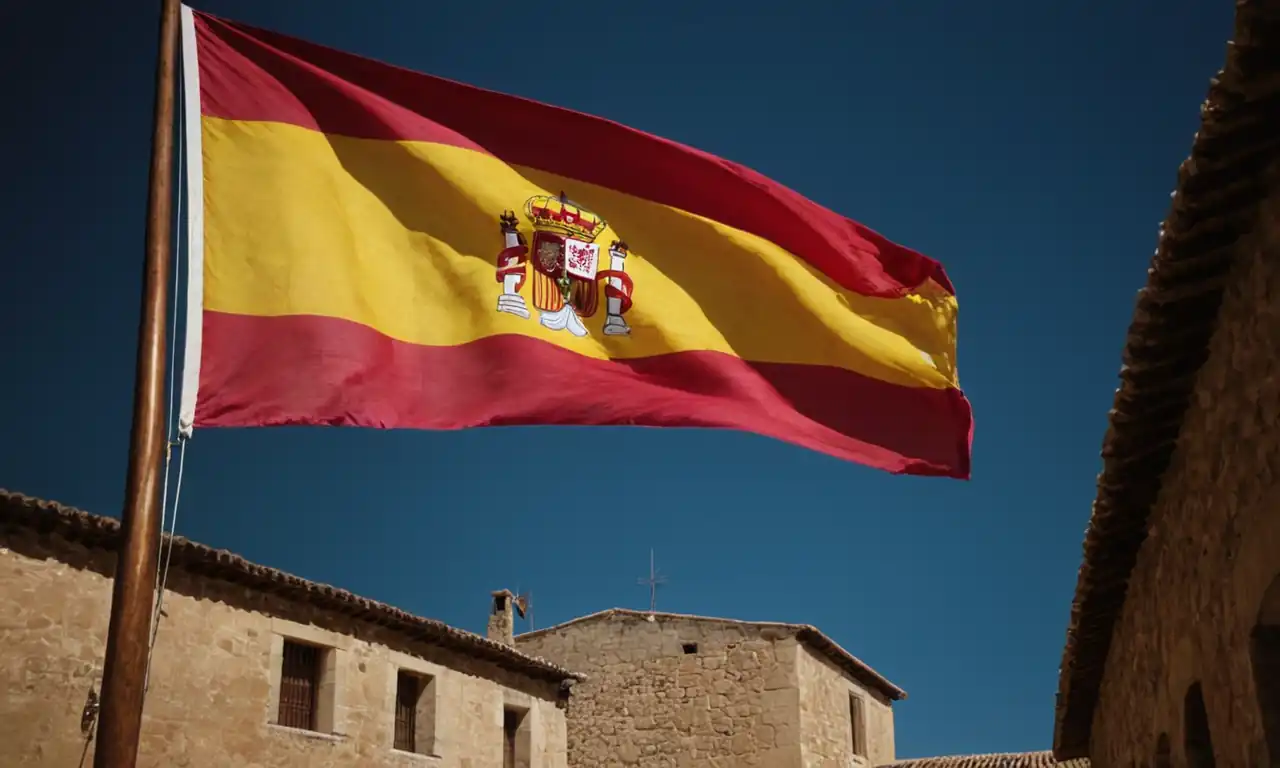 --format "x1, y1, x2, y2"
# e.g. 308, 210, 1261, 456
1052, 1, 1280, 758
0, 490, 585, 685
517, 607, 905, 701
879, 751, 1089, 768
